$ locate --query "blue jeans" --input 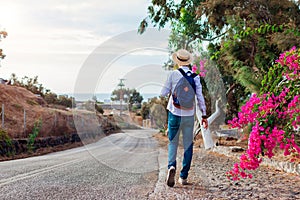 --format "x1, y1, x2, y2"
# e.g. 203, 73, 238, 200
167, 111, 194, 179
